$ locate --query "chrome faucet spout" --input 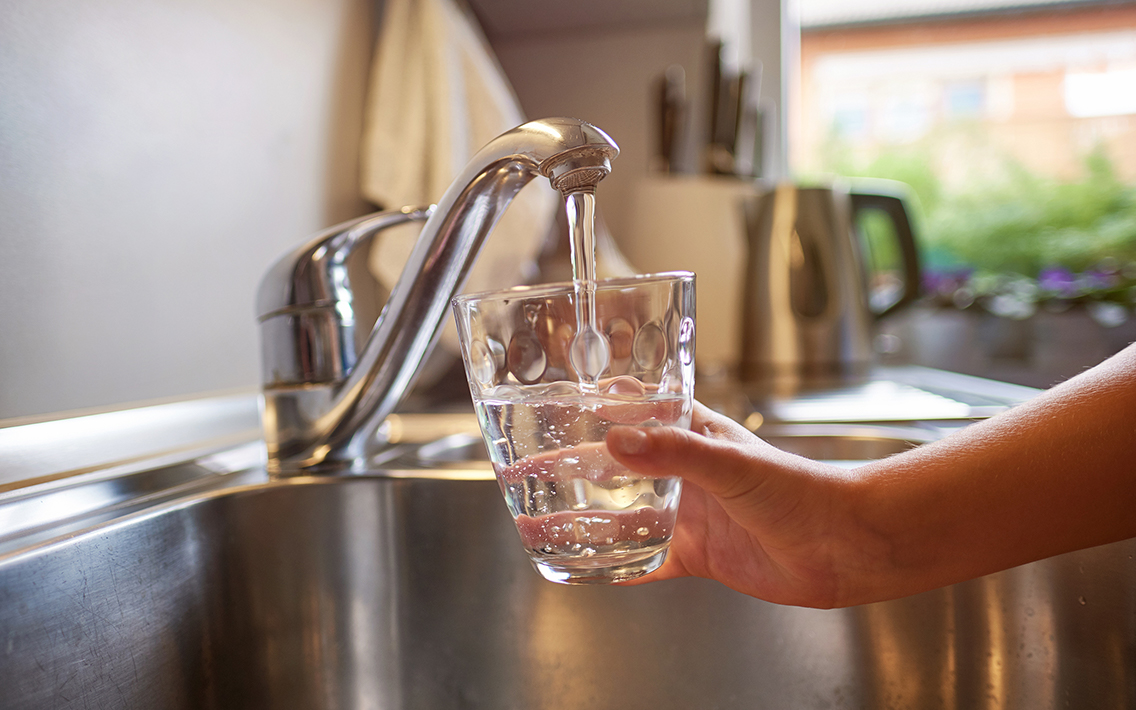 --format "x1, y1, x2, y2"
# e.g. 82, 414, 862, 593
257, 118, 619, 474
